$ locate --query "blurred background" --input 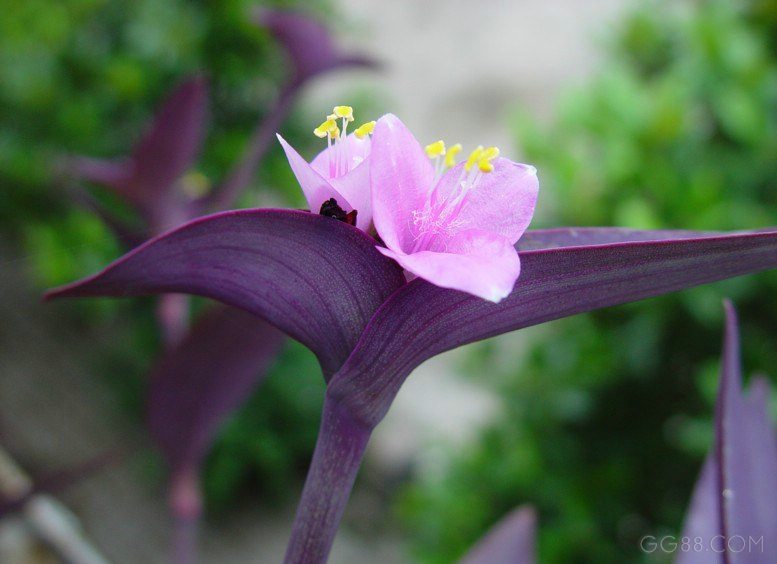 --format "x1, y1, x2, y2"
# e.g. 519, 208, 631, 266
1, 0, 776, 562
